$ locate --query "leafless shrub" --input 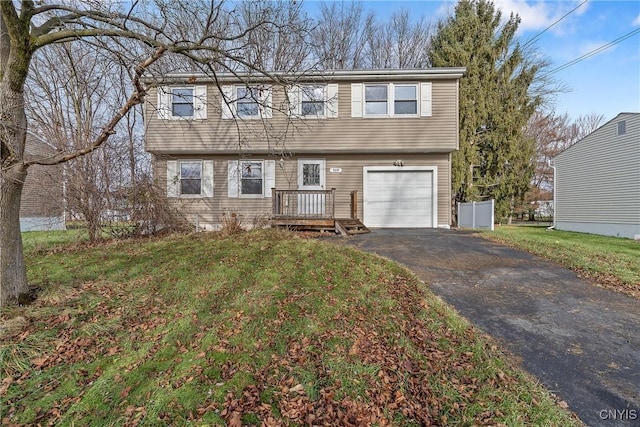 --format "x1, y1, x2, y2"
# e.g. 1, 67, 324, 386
220, 211, 244, 236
